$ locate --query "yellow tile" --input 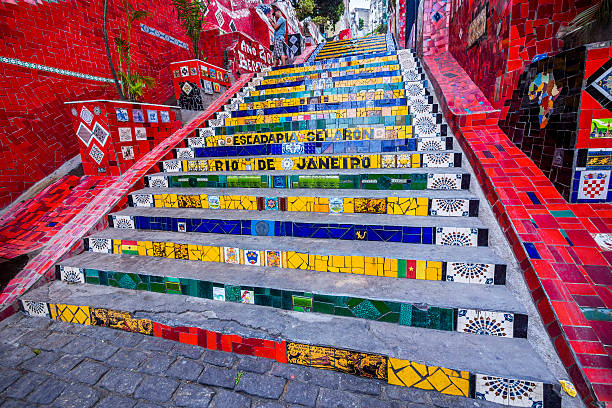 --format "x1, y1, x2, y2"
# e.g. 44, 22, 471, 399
51, 304, 91, 326
383, 258, 398, 278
